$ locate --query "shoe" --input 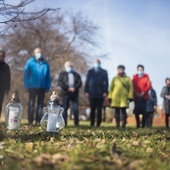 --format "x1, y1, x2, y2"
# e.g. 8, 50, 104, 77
36, 122, 40, 126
